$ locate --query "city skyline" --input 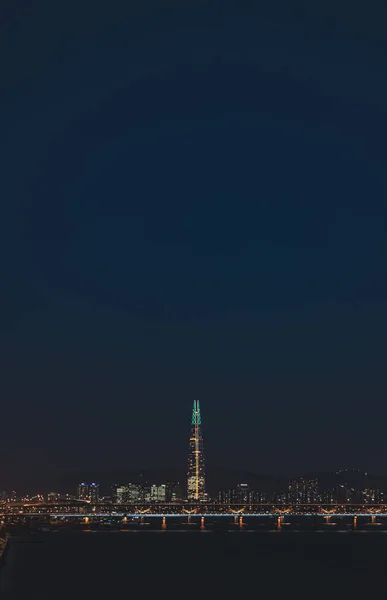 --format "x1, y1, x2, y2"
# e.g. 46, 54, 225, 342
2, 398, 387, 504
3, 468, 387, 508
